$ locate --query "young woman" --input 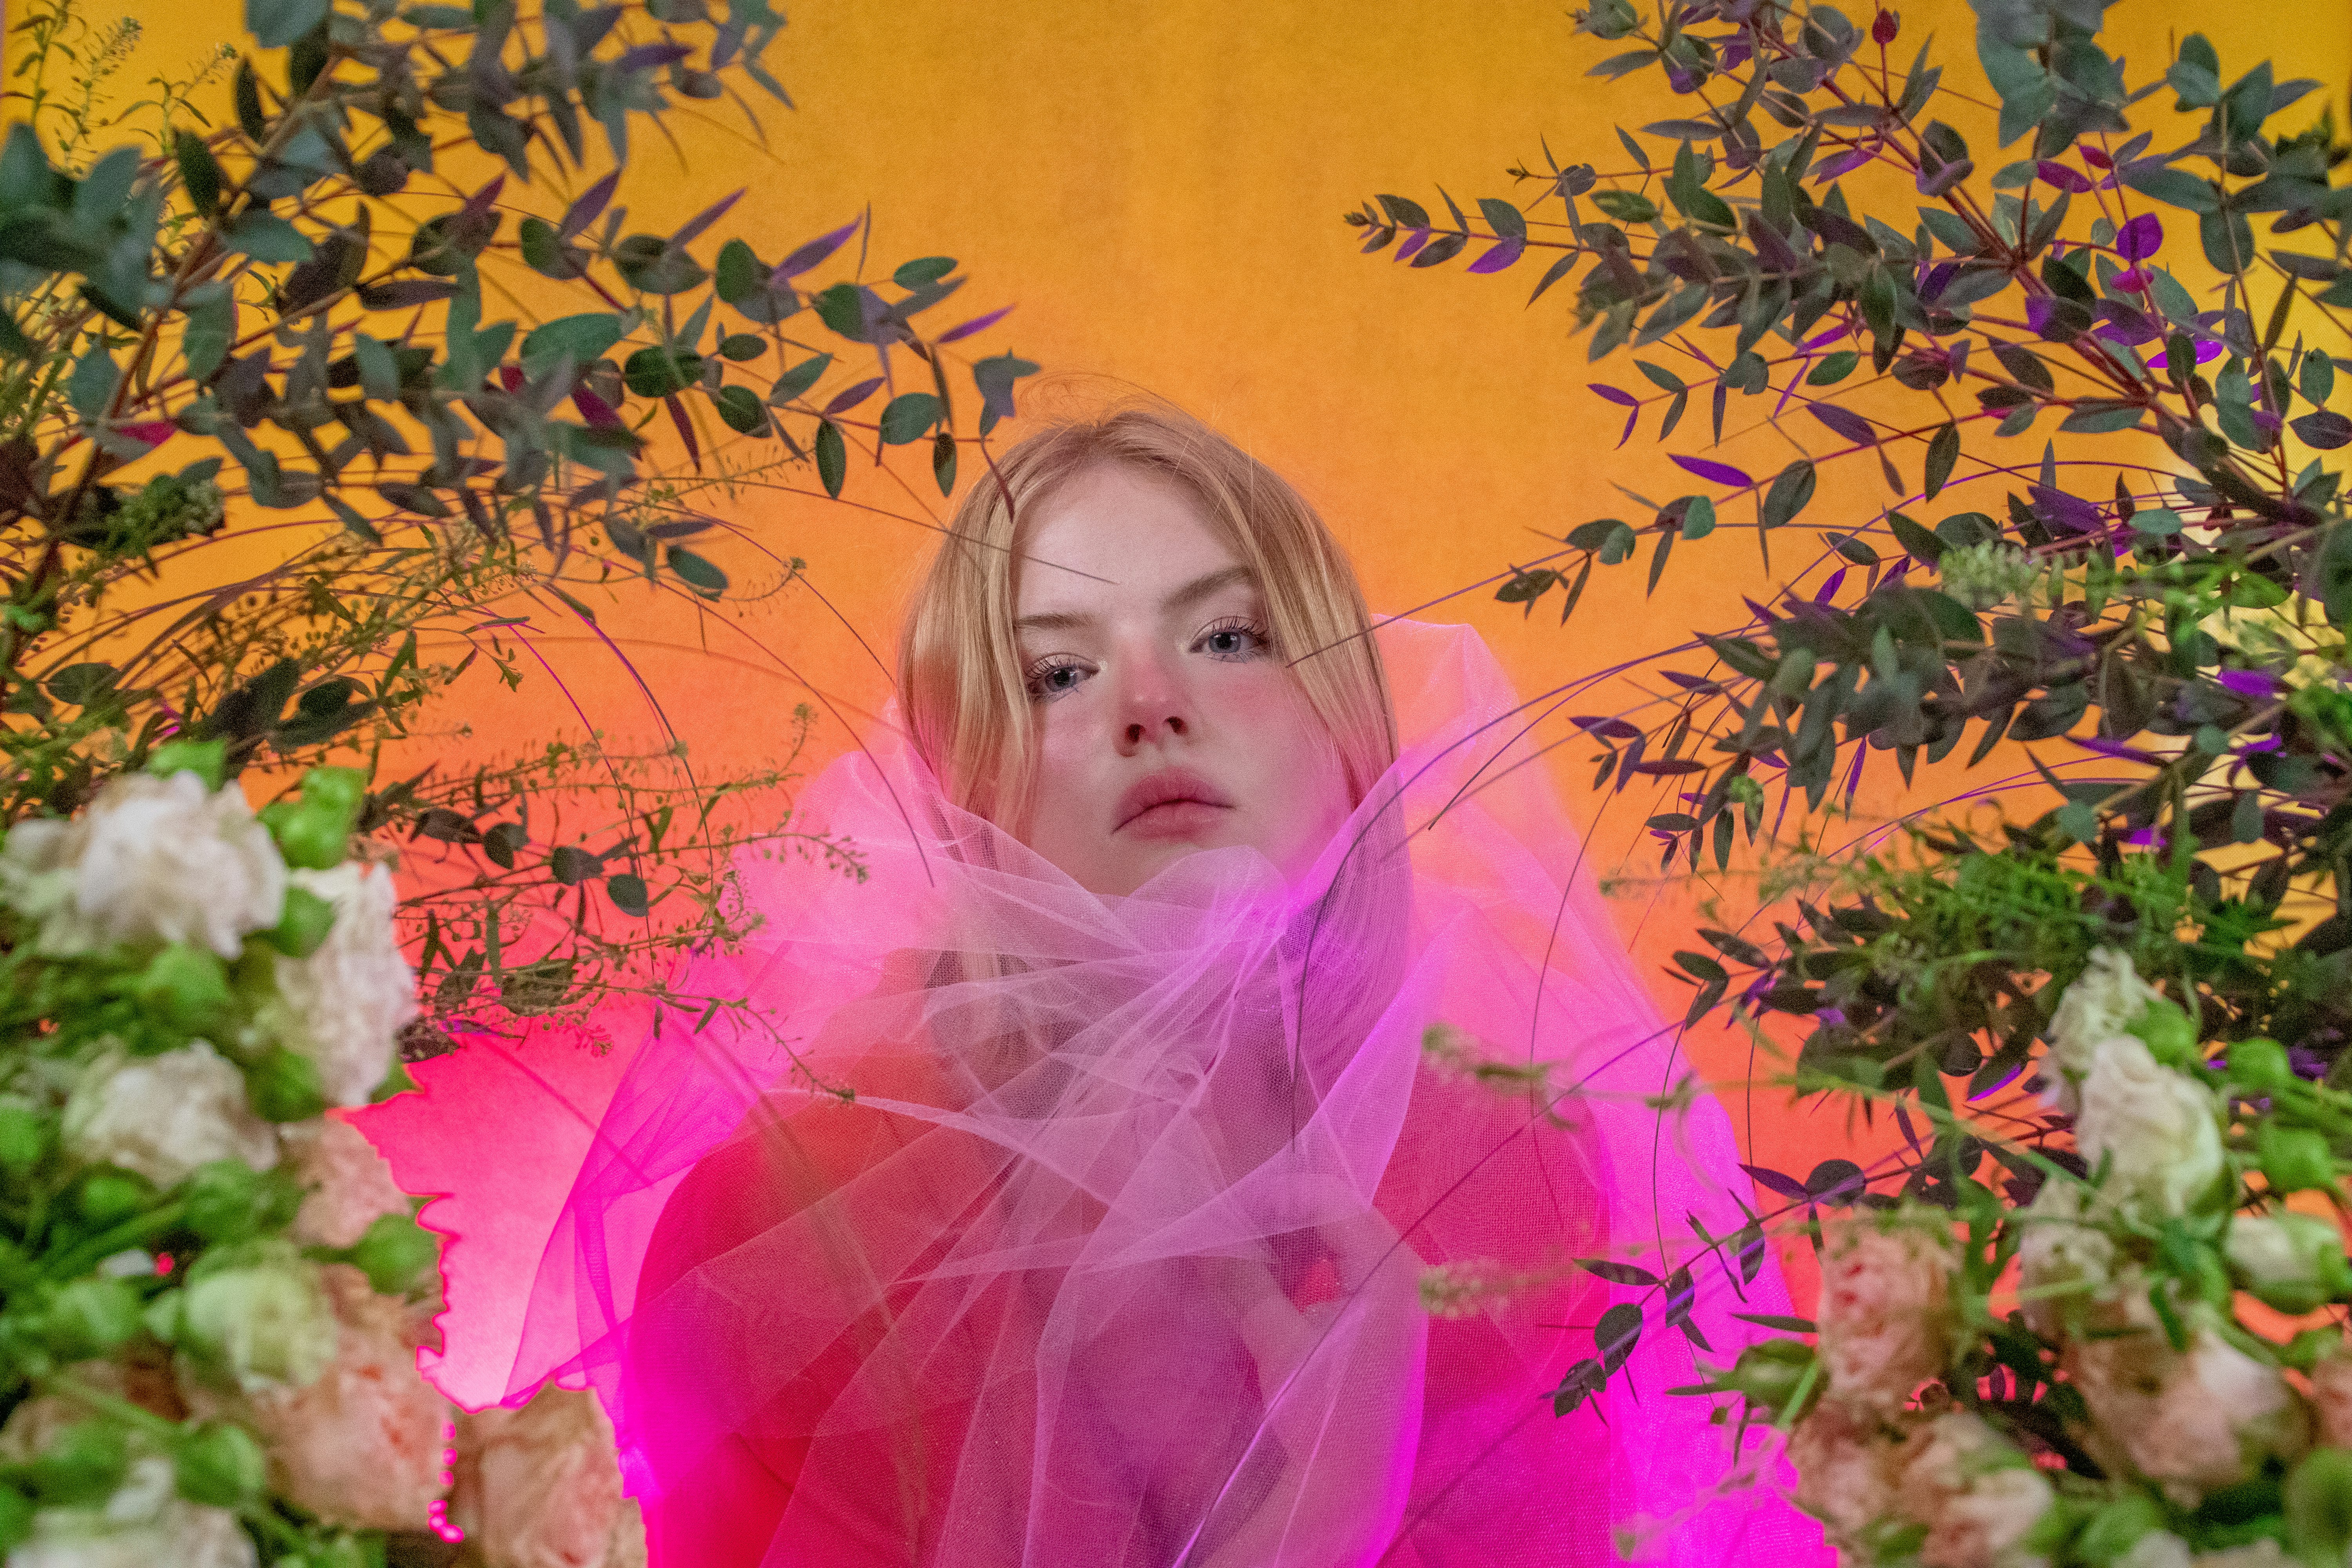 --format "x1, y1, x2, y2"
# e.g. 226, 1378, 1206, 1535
505, 405, 1820, 1565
